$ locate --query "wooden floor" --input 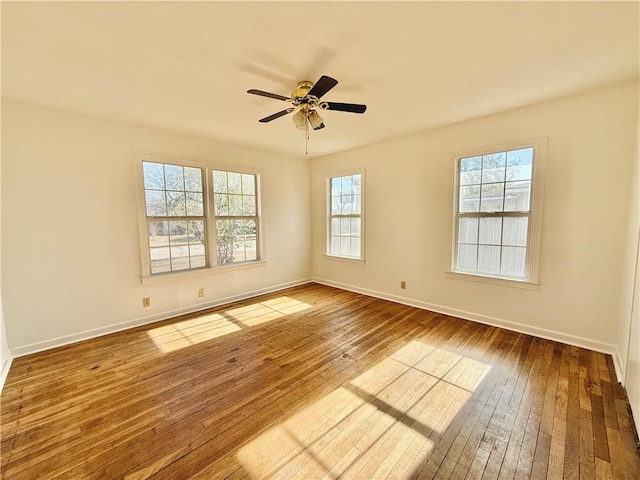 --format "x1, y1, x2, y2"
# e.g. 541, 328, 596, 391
1, 284, 639, 479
